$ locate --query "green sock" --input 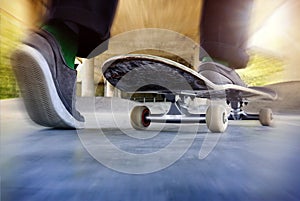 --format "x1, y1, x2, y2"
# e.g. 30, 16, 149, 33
42, 21, 78, 69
